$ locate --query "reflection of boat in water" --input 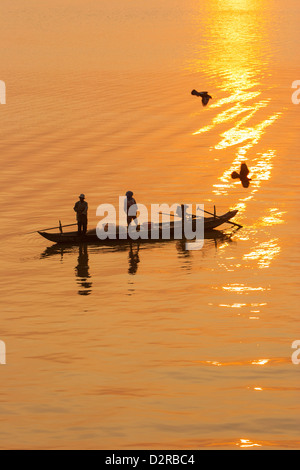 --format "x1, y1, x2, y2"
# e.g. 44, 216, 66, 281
41, 243, 93, 296
40, 230, 235, 268
38, 210, 239, 245
40, 230, 236, 295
